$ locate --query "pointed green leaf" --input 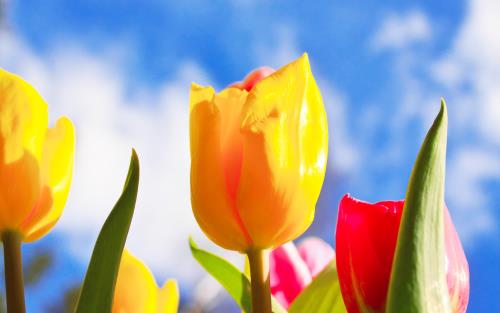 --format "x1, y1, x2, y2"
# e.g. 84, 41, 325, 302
75, 150, 140, 313
386, 101, 451, 313
189, 238, 287, 313
288, 261, 346, 313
